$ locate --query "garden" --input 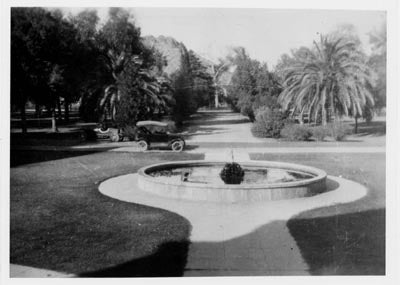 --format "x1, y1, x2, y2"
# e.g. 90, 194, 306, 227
9, 7, 387, 277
